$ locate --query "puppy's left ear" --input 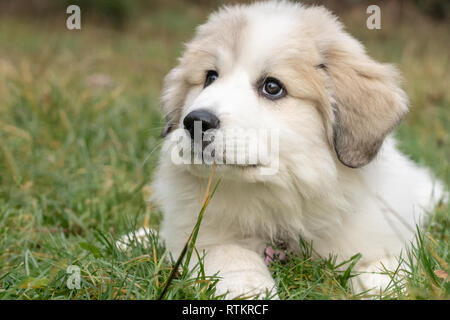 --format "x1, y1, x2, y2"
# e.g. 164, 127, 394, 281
326, 37, 409, 168
160, 66, 188, 138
